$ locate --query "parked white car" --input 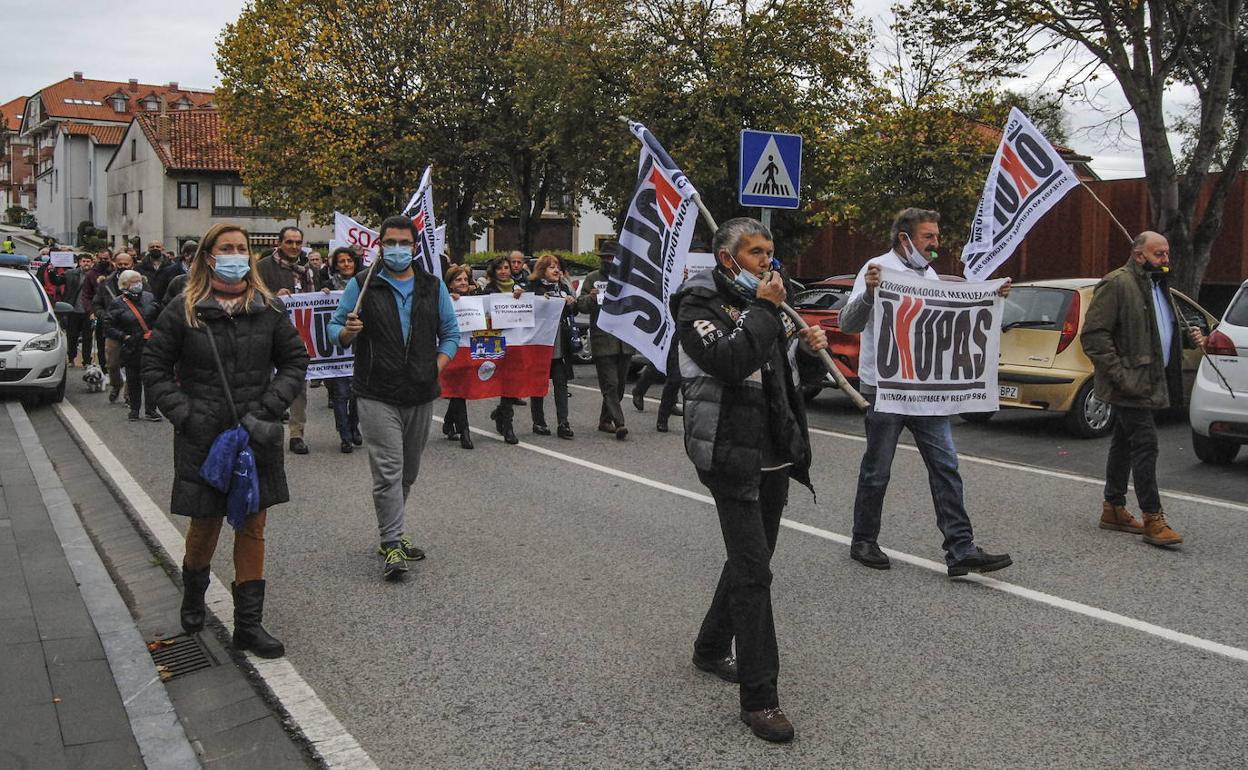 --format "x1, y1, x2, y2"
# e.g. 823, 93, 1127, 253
0, 254, 69, 405
1189, 278, 1248, 464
